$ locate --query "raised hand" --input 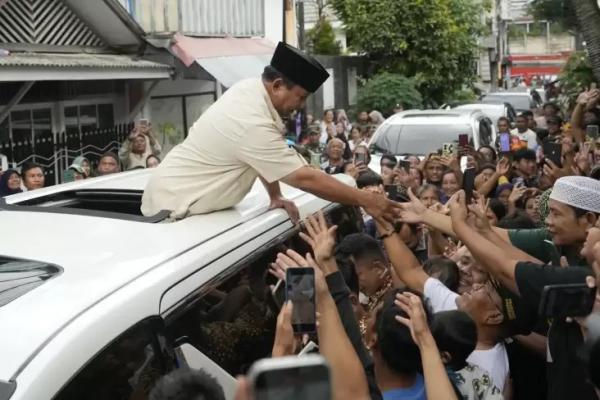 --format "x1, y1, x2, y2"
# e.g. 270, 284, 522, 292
272, 302, 297, 357
299, 211, 338, 265
447, 190, 468, 223
394, 292, 433, 347
397, 187, 428, 224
